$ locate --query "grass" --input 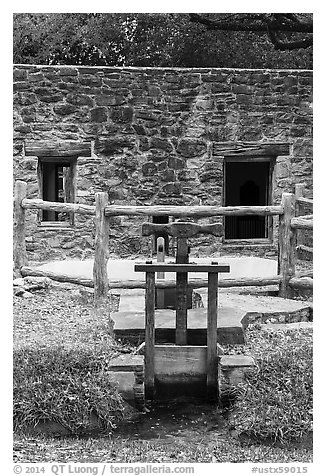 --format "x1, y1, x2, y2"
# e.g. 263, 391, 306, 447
13, 281, 313, 463
228, 325, 313, 443
14, 434, 312, 463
